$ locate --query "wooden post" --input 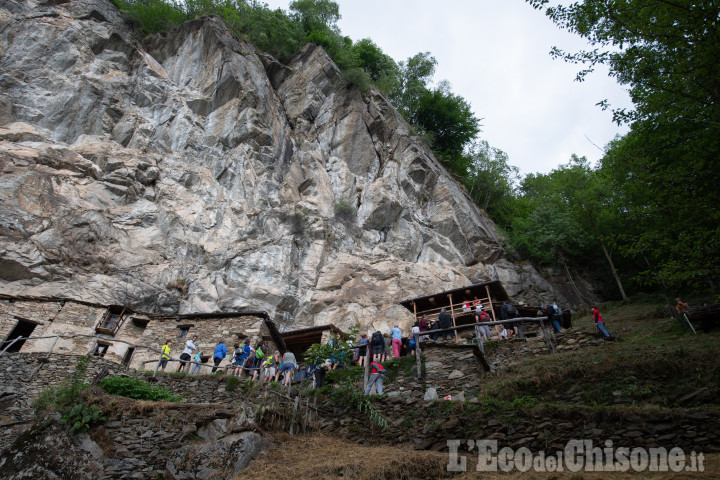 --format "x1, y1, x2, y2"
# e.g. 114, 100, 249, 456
303, 397, 310, 434
415, 333, 422, 379
412, 301, 418, 324
485, 285, 497, 322
363, 347, 371, 390
474, 324, 485, 355
290, 394, 300, 435
448, 293, 459, 343
0, 336, 25, 357
538, 319, 556, 354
